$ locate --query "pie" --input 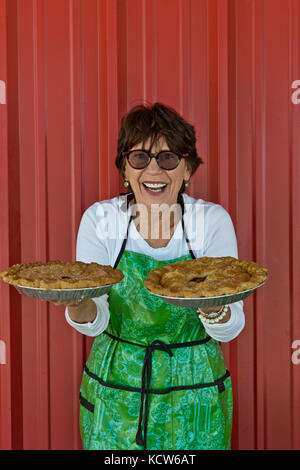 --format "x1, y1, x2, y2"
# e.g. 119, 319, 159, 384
0, 260, 124, 289
143, 256, 268, 298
